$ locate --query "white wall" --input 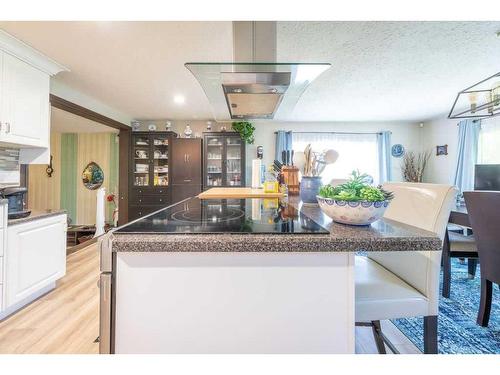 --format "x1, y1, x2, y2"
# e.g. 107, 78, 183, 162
249, 121, 423, 184
422, 116, 459, 184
